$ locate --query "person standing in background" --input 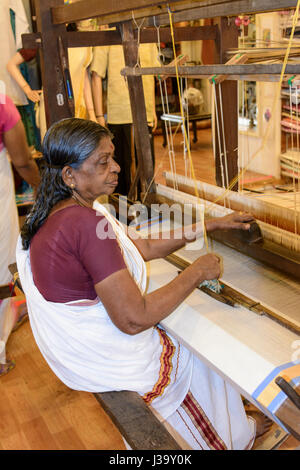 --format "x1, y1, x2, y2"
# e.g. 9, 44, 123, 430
1, 0, 41, 153
0, 94, 40, 284
0, 92, 40, 376
91, 40, 160, 196
7, 38, 97, 143
6, 48, 42, 105
0, 0, 30, 108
